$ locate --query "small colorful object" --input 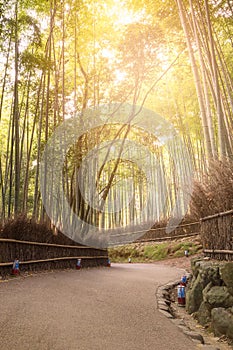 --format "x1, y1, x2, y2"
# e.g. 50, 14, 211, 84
12, 259, 20, 275
177, 284, 186, 306
76, 258, 82, 270
184, 249, 189, 257
181, 275, 187, 286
